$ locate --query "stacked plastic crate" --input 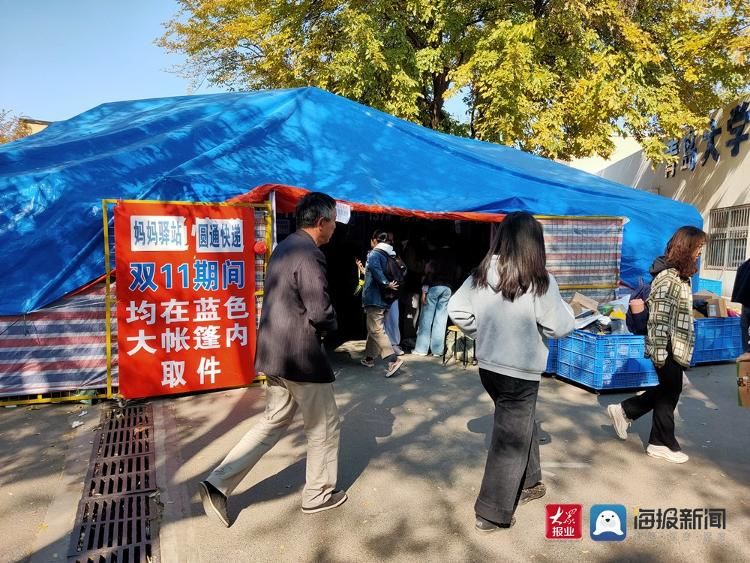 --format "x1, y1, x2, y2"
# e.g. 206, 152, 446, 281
555, 331, 658, 391
691, 317, 742, 365
545, 339, 558, 374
